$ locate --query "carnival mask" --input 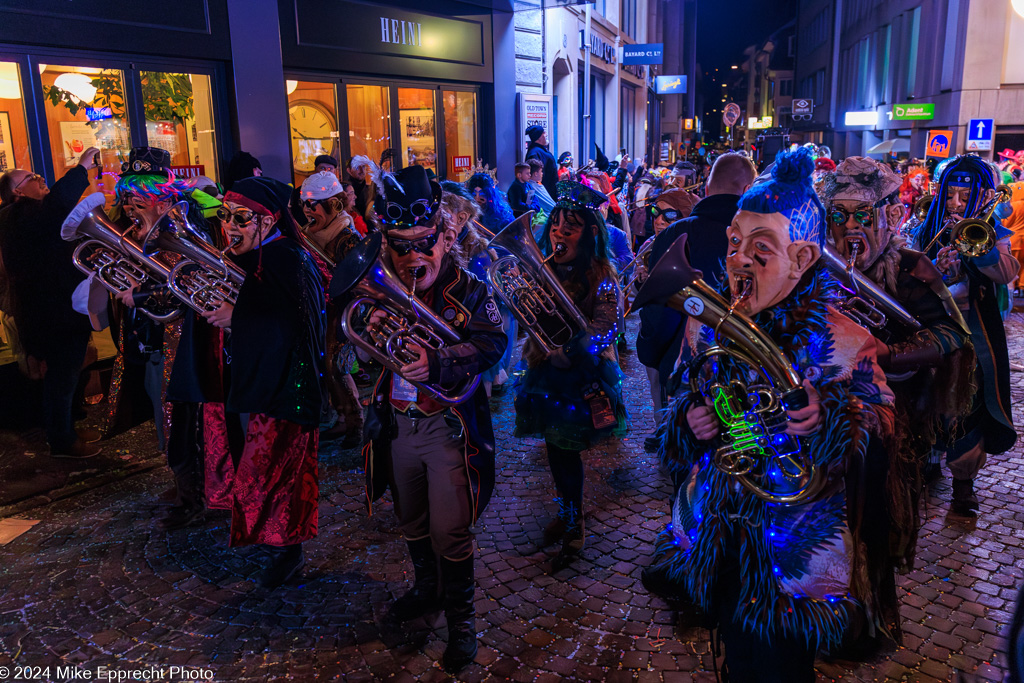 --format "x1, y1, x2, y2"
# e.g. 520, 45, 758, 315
827, 199, 902, 270
219, 200, 273, 256
386, 223, 456, 294
548, 210, 585, 264
944, 185, 995, 222
725, 210, 821, 316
